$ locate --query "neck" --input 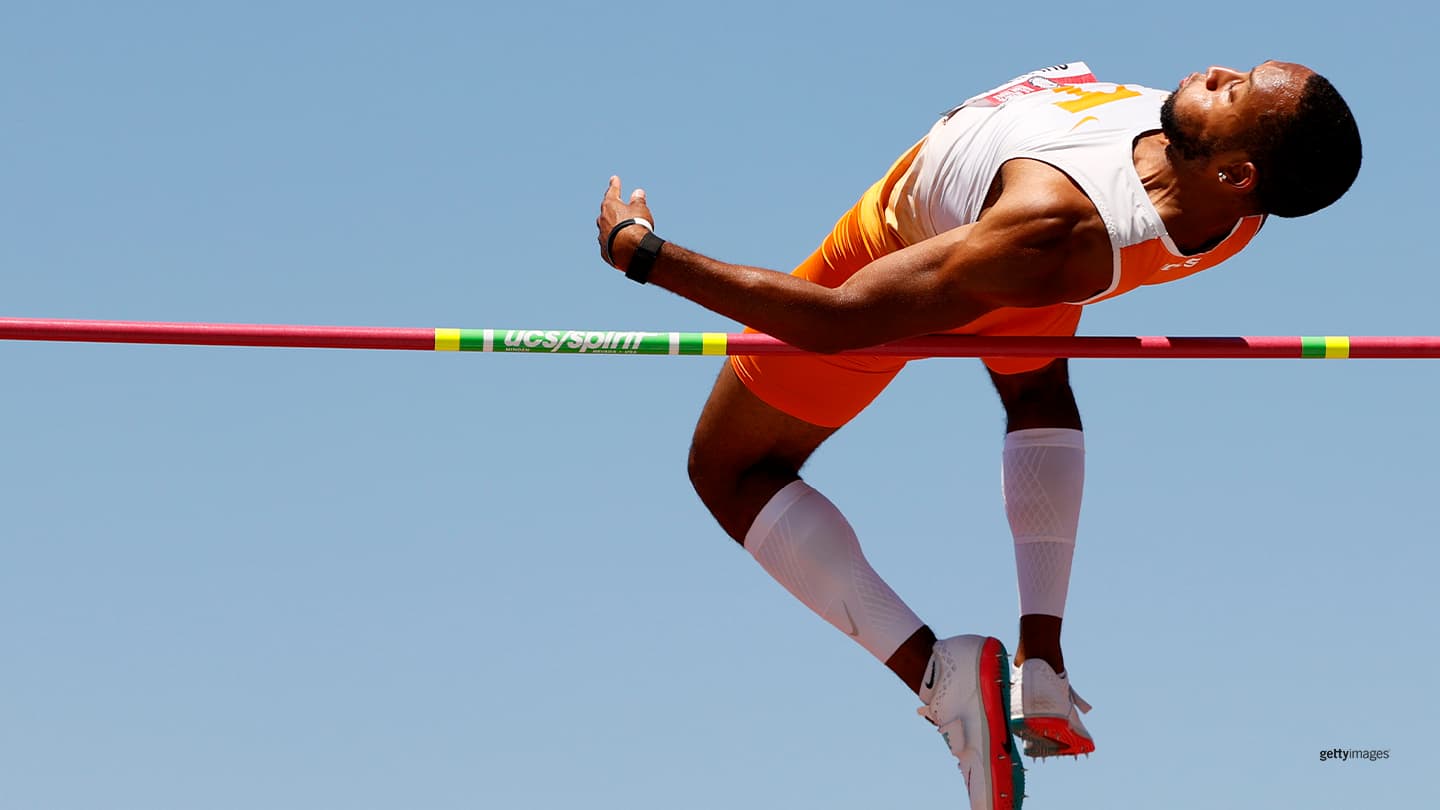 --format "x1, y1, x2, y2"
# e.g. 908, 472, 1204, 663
1133, 132, 1249, 255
